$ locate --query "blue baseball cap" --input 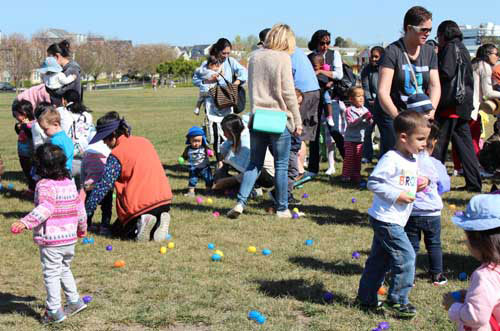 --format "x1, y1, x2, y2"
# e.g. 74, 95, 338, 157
406, 93, 433, 113
38, 57, 62, 74
185, 126, 207, 145
452, 195, 500, 231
